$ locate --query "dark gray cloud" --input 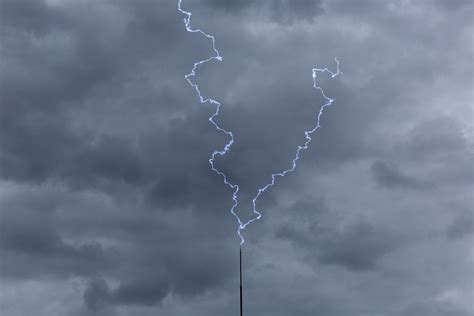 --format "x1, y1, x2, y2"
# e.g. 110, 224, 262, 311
0, 0, 473, 315
370, 160, 431, 190
0, 187, 118, 280
447, 213, 474, 240
276, 218, 397, 271
195, 0, 323, 24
